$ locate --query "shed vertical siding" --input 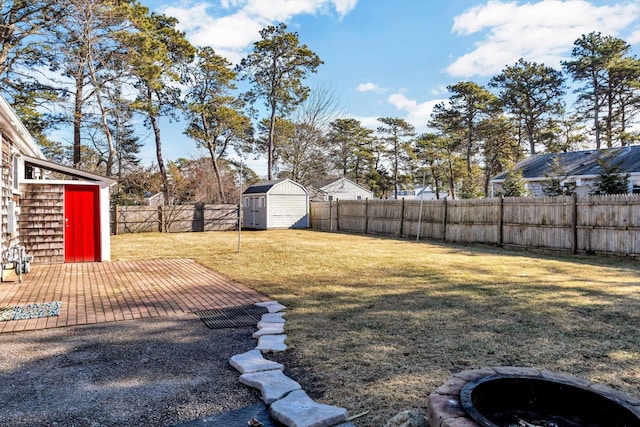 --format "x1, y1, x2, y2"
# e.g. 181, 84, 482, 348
267, 194, 309, 228
269, 180, 307, 195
